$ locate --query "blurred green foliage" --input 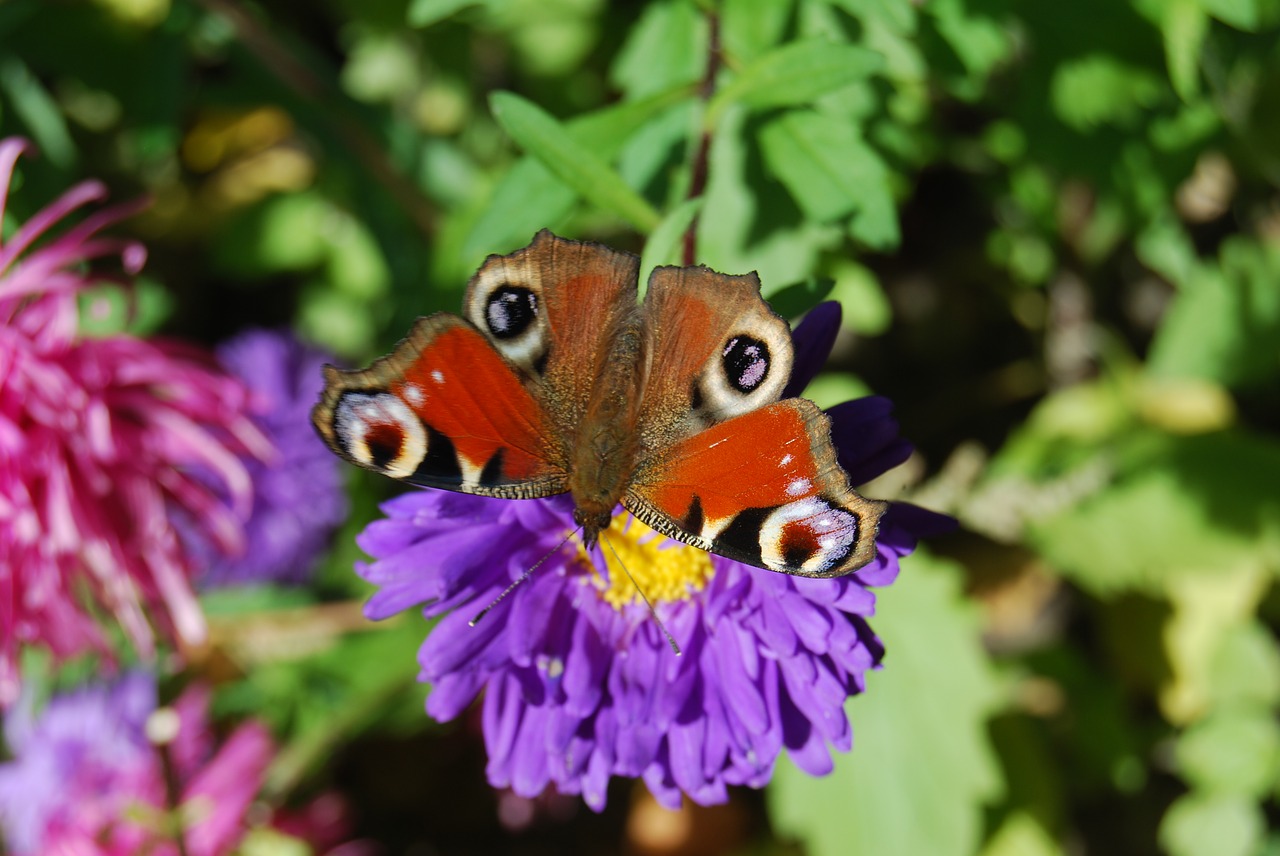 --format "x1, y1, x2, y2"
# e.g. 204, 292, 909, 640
5, 0, 1280, 852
